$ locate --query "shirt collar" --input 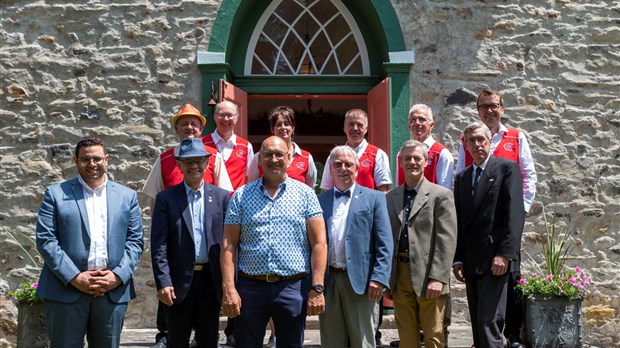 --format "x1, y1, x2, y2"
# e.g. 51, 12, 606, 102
422, 135, 435, 148
473, 156, 491, 172
78, 174, 108, 193
184, 181, 204, 195
212, 130, 237, 145
335, 182, 356, 195
404, 177, 424, 192
347, 139, 368, 154
291, 142, 302, 156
